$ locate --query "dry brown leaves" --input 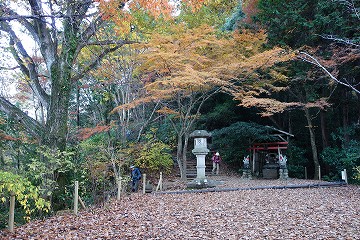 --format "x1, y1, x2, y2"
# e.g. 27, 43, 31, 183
1, 177, 359, 240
